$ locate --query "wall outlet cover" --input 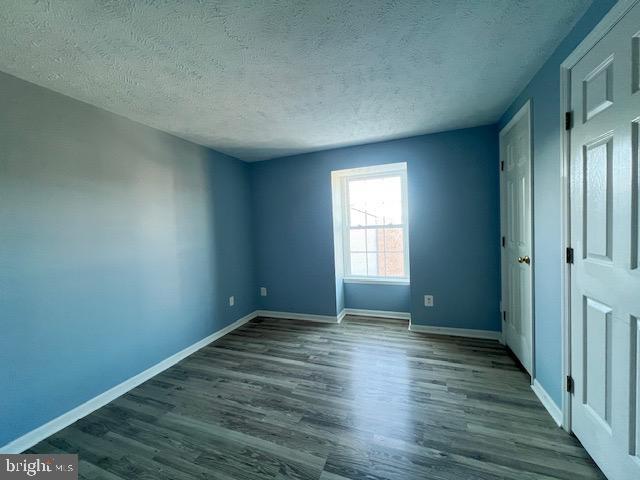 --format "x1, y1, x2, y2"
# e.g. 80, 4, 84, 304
260, 287, 267, 297
229, 296, 235, 306
424, 295, 434, 307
